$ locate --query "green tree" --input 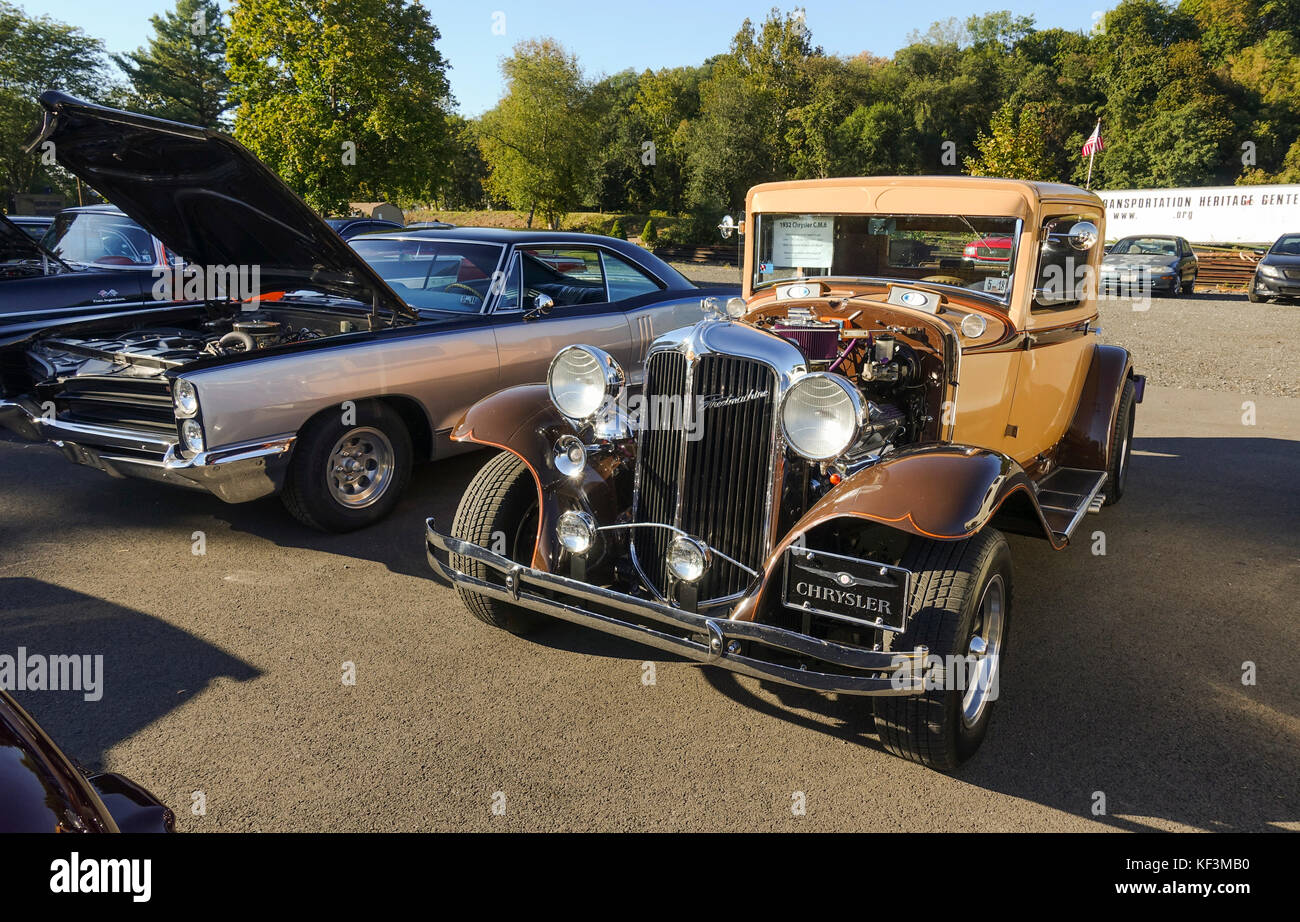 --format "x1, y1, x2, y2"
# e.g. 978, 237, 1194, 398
641, 219, 657, 245
965, 102, 1056, 181
478, 38, 594, 229
113, 0, 231, 127
226, 0, 453, 213
609, 218, 626, 239
632, 64, 706, 212
0, 2, 111, 207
